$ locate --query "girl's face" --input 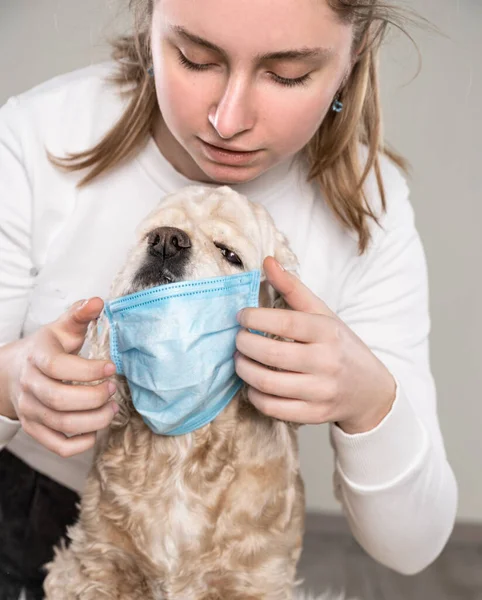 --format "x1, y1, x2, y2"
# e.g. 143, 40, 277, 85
151, 0, 354, 184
